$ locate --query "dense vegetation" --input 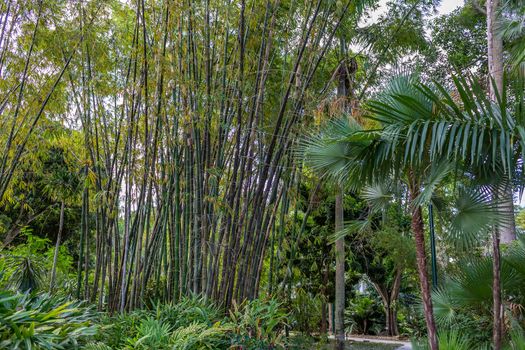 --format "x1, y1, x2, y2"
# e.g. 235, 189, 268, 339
1, 0, 525, 349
